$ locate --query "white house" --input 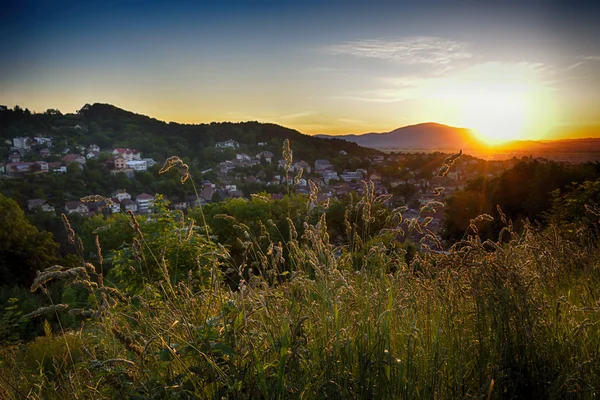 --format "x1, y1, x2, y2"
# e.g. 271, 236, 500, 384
136, 193, 154, 213
215, 139, 239, 149
13, 137, 31, 150
112, 148, 141, 161
112, 190, 132, 202
109, 199, 122, 213
126, 160, 148, 171
236, 153, 251, 161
